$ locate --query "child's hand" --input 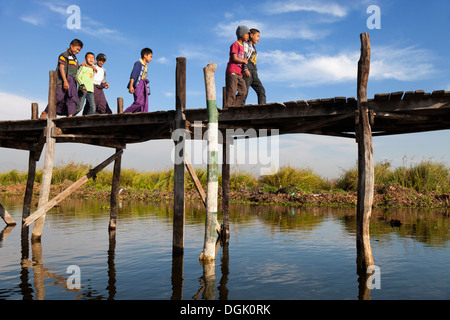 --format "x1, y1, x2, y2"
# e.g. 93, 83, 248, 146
244, 70, 250, 78
63, 81, 70, 91
105, 82, 109, 89
129, 87, 134, 94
